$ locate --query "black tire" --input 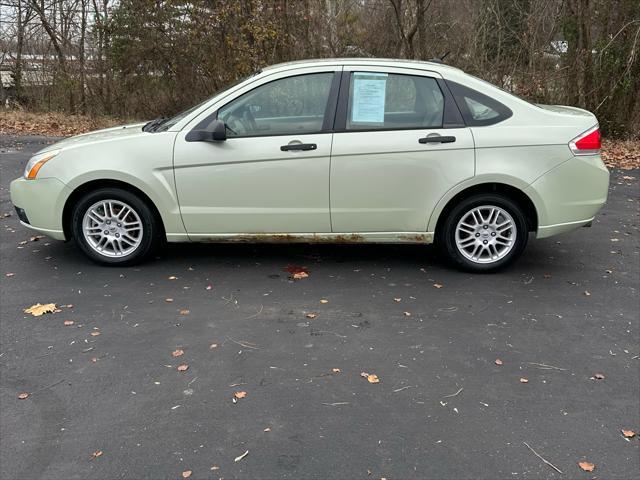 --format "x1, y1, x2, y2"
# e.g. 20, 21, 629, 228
71, 187, 159, 266
437, 194, 529, 272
